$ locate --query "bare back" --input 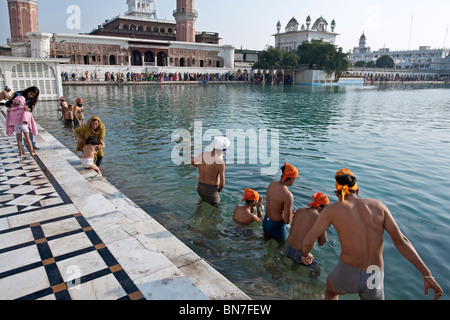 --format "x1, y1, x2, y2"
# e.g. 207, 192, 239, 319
287, 207, 322, 250
193, 152, 225, 187
265, 181, 293, 223
325, 196, 387, 270
82, 144, 97, 159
